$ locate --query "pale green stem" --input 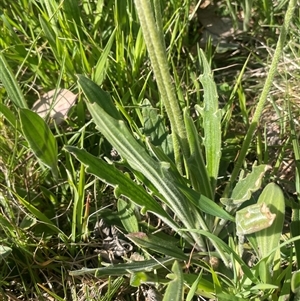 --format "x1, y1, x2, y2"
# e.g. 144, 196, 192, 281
224, 0, 297, 197
133, 0, 190, 171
